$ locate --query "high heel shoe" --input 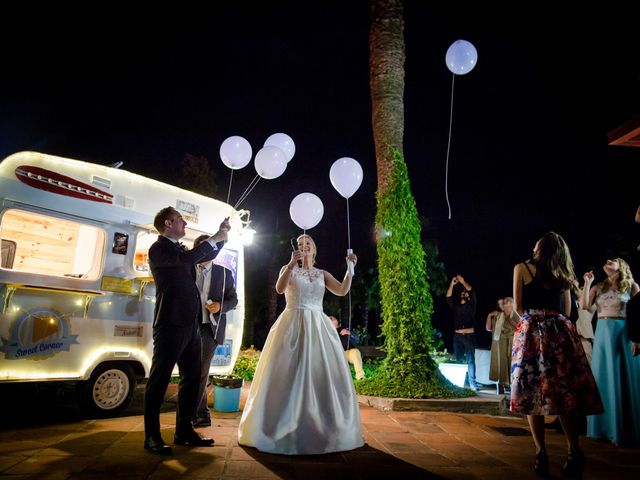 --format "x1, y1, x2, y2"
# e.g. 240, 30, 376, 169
534, 449, 549, 478
561, 448, 585, 478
